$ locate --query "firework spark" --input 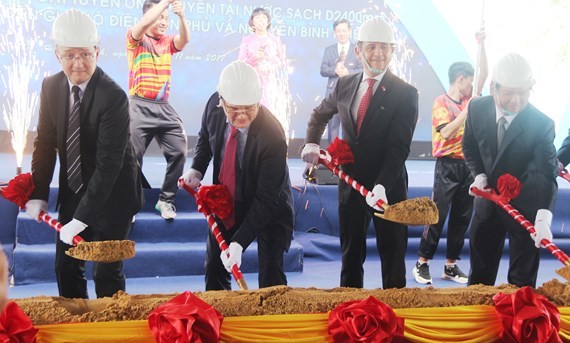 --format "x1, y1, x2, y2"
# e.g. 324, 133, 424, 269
0, 0, 43, 172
